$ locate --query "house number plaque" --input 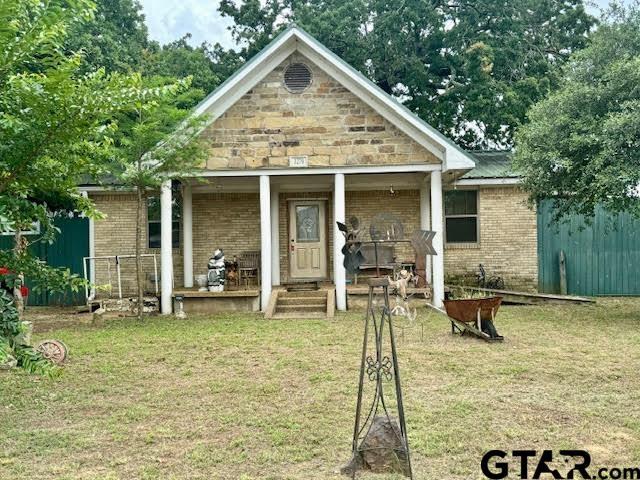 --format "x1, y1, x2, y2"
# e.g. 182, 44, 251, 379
289, 156, 308, 167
